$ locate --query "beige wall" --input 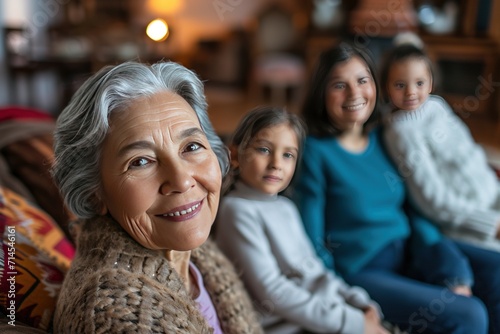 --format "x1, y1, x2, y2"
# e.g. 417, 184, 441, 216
136, 0, 268, 54
0, 0, 288, 109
